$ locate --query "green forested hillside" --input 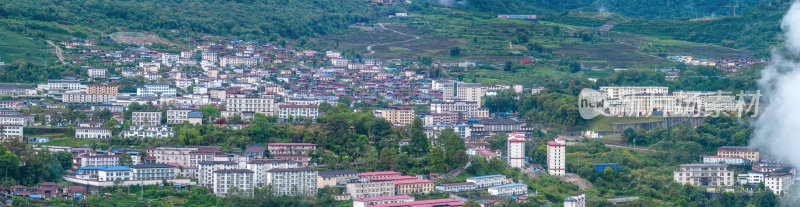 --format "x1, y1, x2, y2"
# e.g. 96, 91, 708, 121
0, 0, 398, 40
454, 0, 768, 20
613, 0, 789, 55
